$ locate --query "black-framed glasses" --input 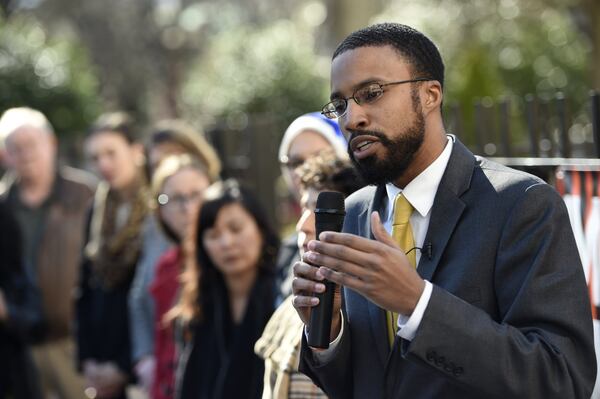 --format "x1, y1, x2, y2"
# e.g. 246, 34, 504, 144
321, 78, 432, 119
